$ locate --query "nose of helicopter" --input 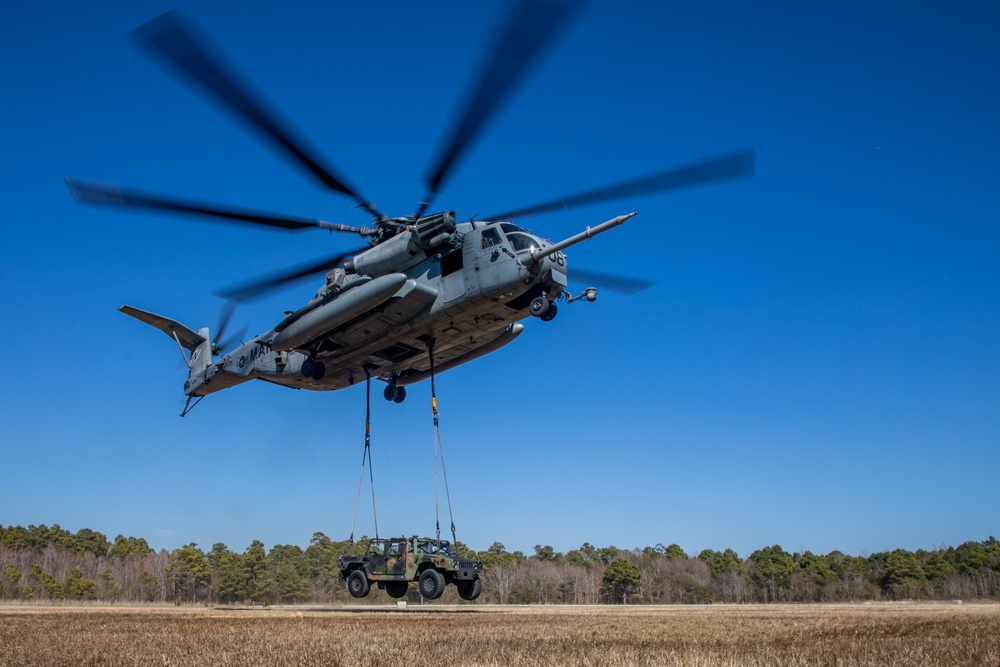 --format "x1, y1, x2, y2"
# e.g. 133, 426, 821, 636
540, 251, 568, 294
